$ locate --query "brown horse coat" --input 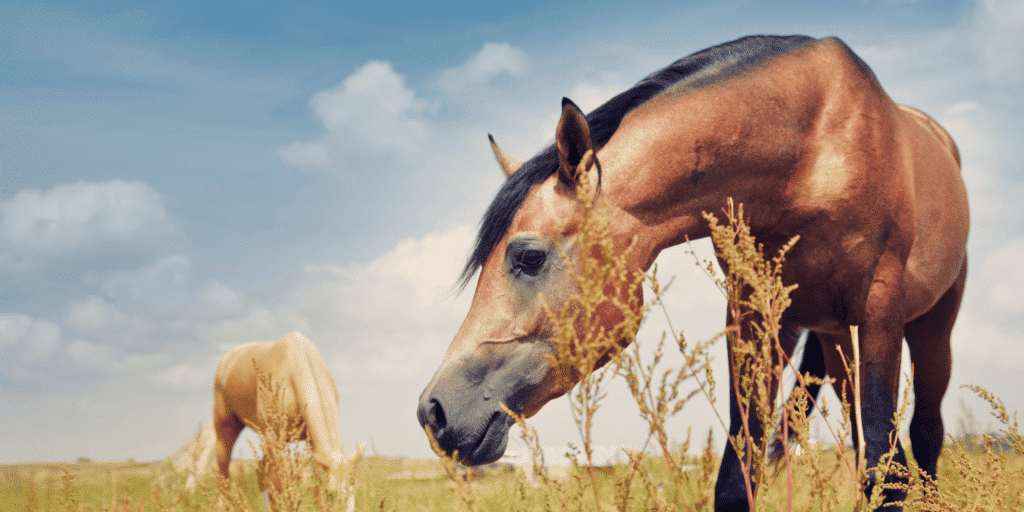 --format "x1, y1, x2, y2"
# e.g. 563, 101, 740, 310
418, 35, 968, 511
